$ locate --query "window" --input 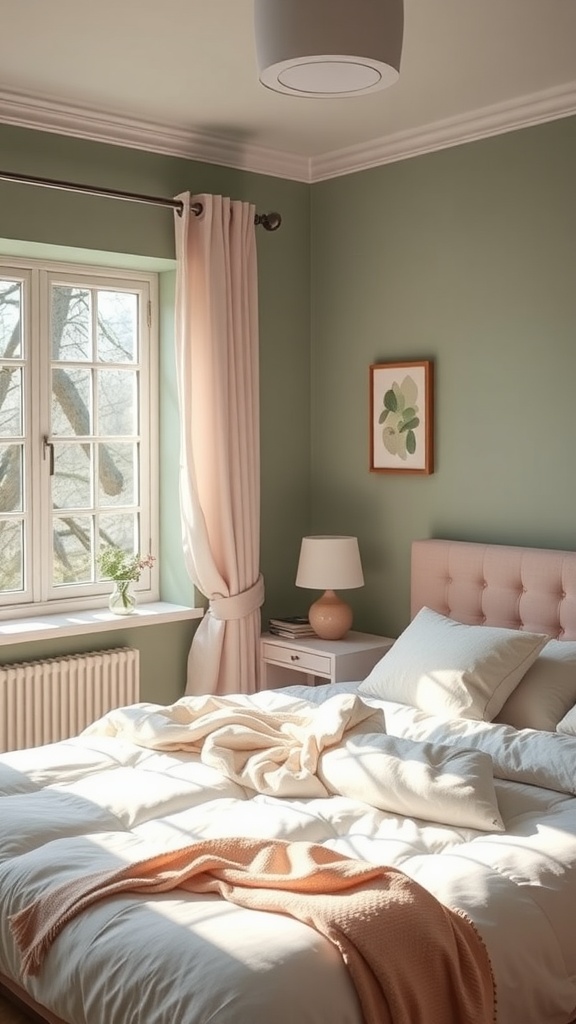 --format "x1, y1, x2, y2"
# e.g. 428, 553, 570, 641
0, 258, 158, 615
